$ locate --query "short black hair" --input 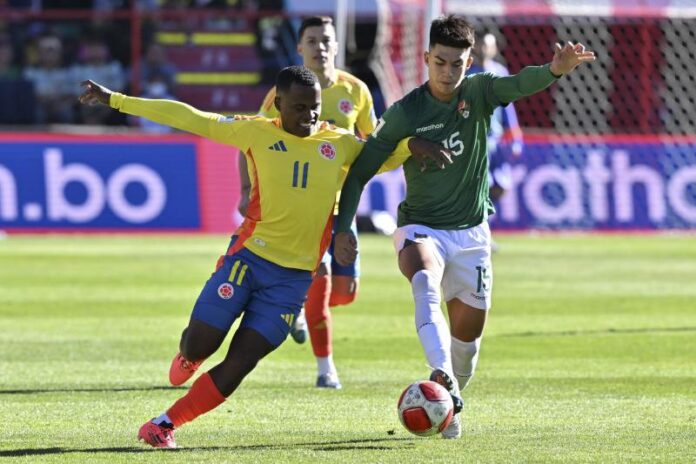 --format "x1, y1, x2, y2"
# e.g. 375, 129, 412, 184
429, 14, 475, 50
276, 65, 319, 93
298, 16, 334, 41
